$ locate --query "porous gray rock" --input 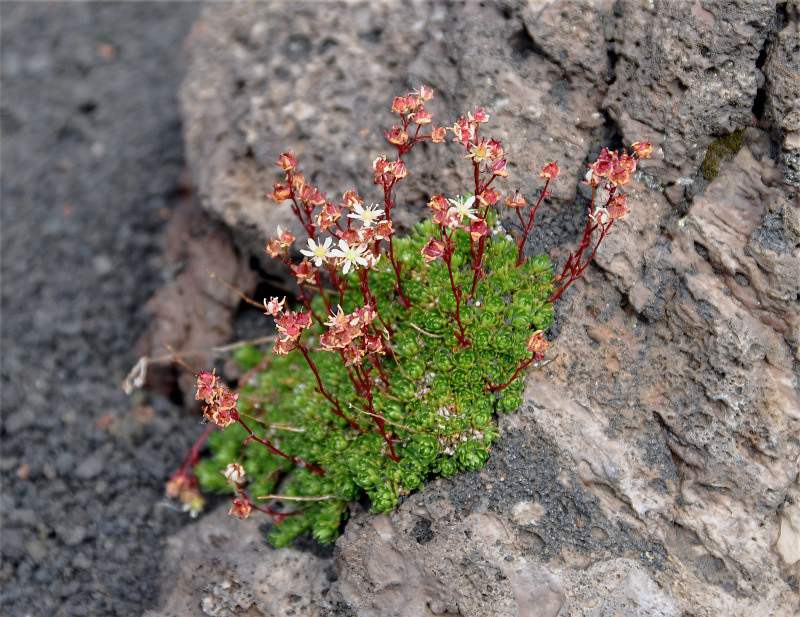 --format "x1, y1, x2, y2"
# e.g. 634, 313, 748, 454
604, 0, 780, 203
143, 503, 333, 617
179, 0, 613, 269
763, 1, 800, 189
161, 1, 800, 616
